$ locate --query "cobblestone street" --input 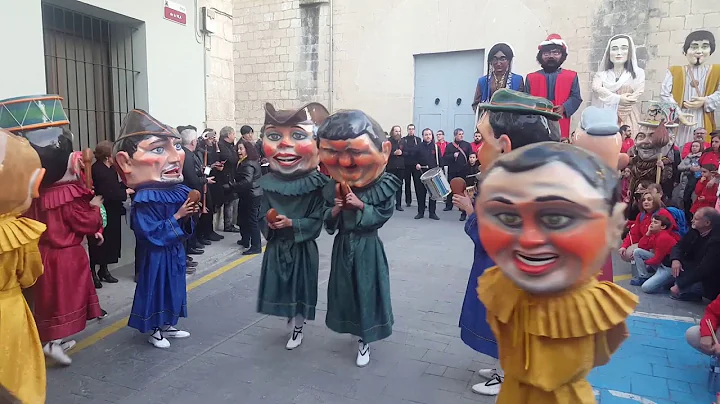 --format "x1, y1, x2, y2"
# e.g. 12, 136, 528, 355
47, 208, 711, 404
